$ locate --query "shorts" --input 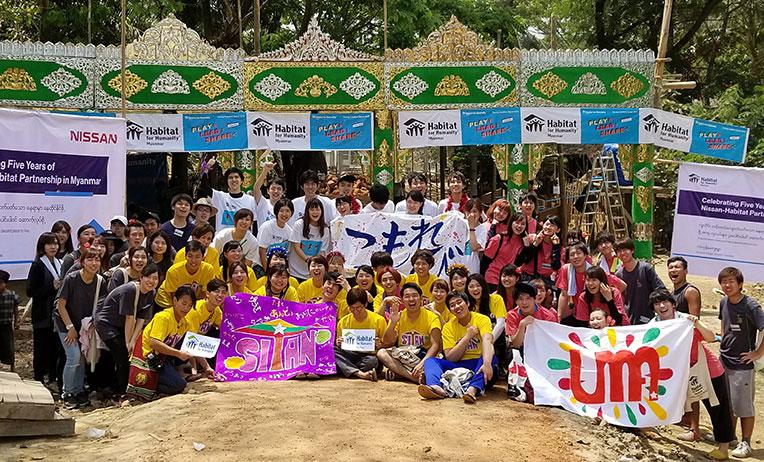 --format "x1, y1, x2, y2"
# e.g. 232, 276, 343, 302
725, 367, 756, 418
386, 346, 426, 372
